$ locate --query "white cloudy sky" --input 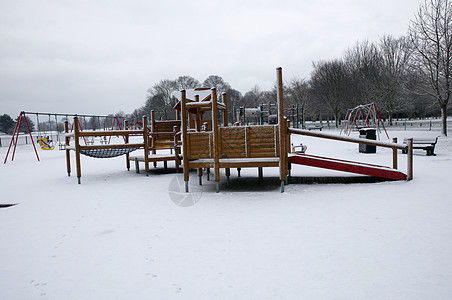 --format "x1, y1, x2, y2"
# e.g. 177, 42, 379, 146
0, 0, 420, 117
